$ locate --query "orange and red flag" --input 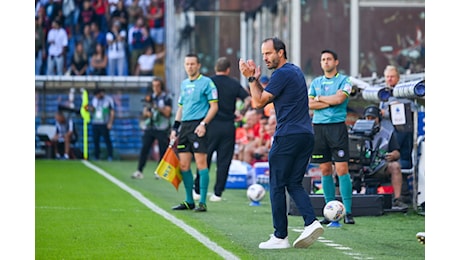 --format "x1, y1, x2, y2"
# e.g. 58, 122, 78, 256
155, 146, 182, 190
